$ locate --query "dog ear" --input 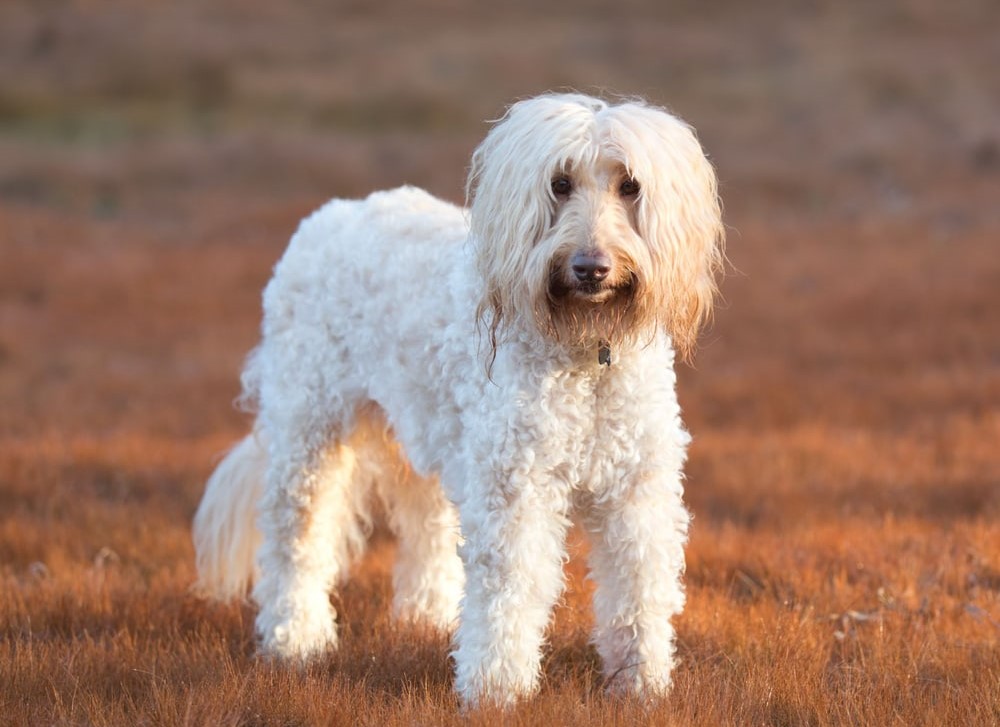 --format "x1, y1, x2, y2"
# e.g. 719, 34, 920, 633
466, 112, 548, 360
608, 104, 725, 362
